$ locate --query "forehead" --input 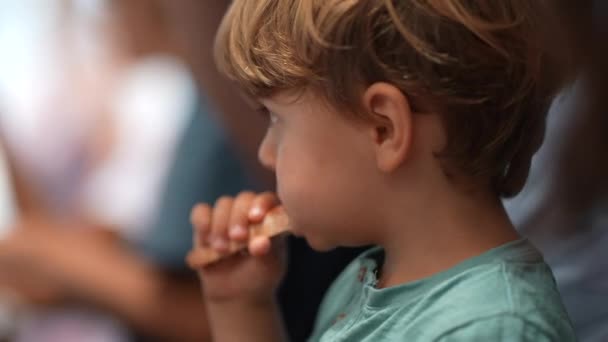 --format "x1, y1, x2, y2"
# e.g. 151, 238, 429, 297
259, 89, 313, 110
